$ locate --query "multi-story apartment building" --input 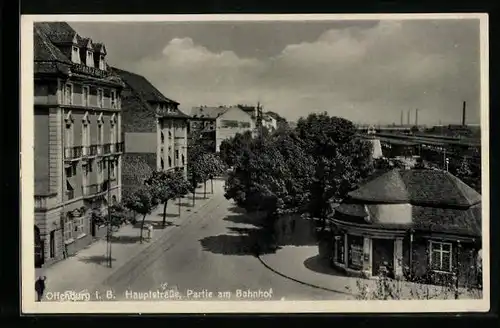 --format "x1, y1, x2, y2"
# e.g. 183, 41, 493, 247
113, 68, 190, 187
34, 22, 125, 267
190, 106, 256, 152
